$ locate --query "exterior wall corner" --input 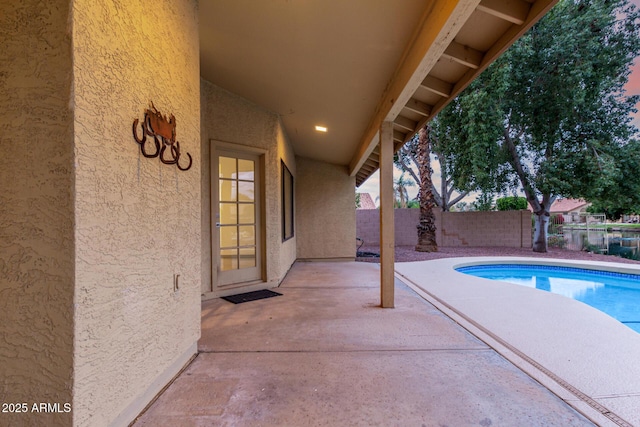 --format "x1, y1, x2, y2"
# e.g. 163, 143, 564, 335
296, 157, 356, 260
